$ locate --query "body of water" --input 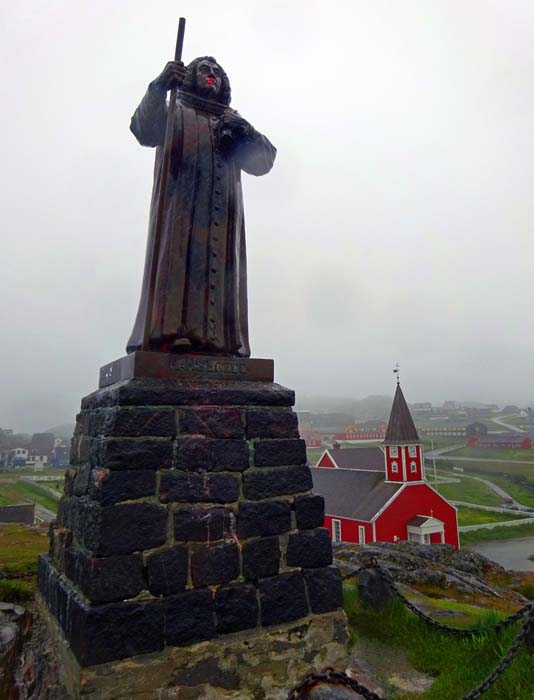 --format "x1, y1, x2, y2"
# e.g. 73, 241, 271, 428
471, 536, 534, 571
